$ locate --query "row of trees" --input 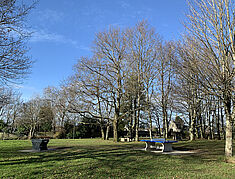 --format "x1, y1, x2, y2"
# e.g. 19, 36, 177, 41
0, 1, 36, 138
180, 0, 234, 158
0, 0, 234, 159
47, 0, 232, 159
0, 91, 52, 139
0, 90, 107, 140
67, 22, 174, 143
